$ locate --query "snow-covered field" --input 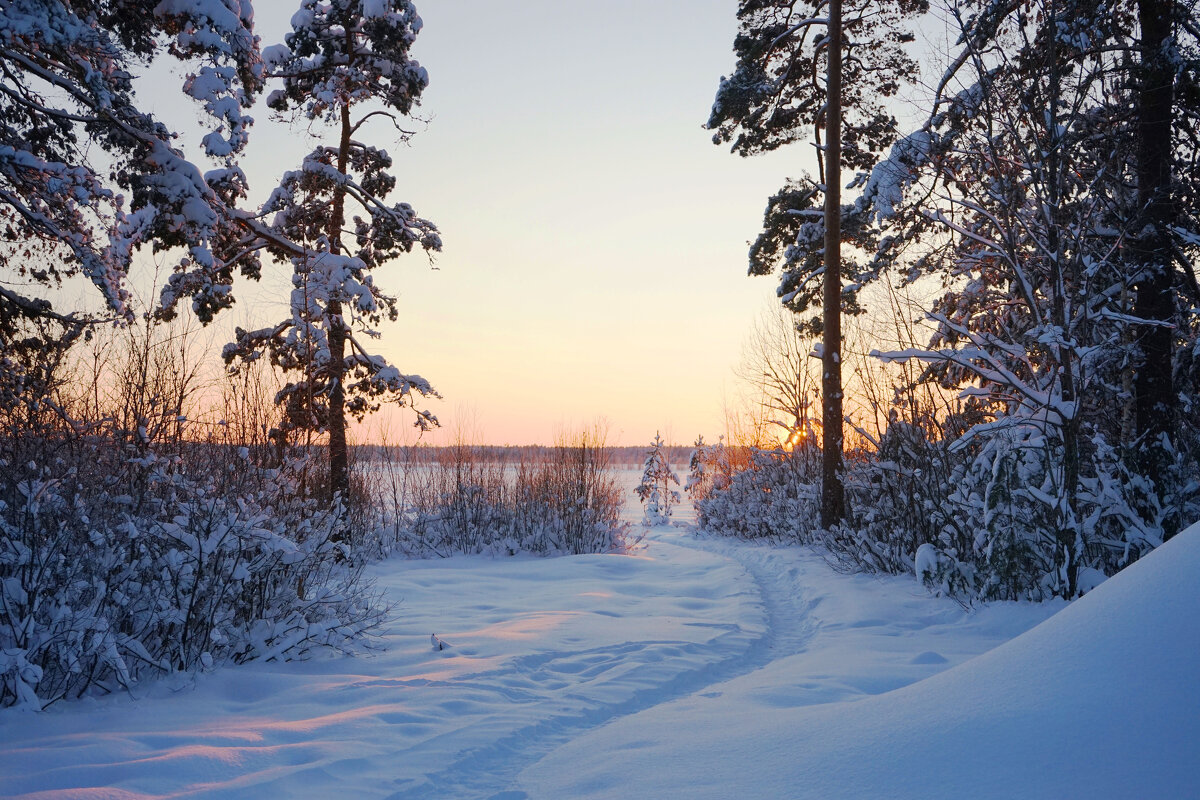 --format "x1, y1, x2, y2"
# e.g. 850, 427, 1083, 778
2, 471, 1197, 799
